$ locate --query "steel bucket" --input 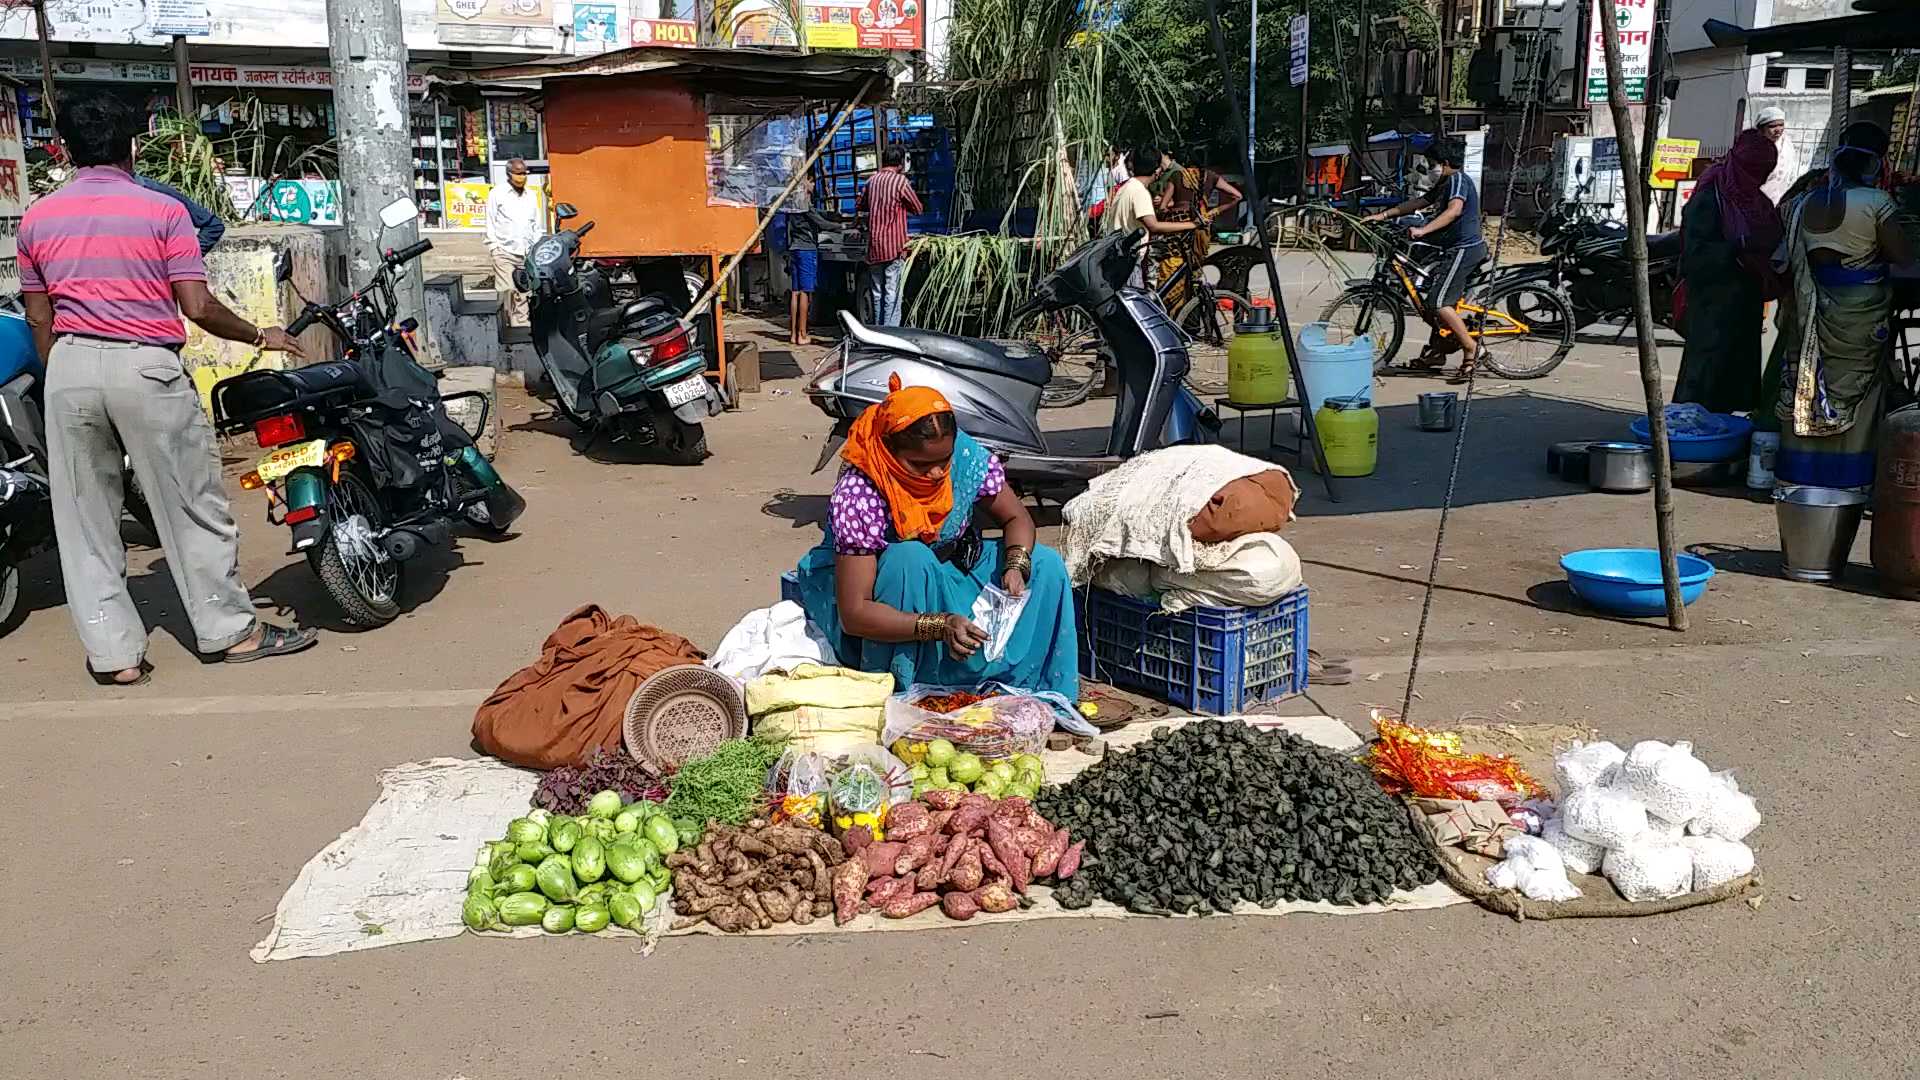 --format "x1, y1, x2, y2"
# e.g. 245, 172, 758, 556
1776, 486, 1870, 582
1417, 392, 1458, 432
